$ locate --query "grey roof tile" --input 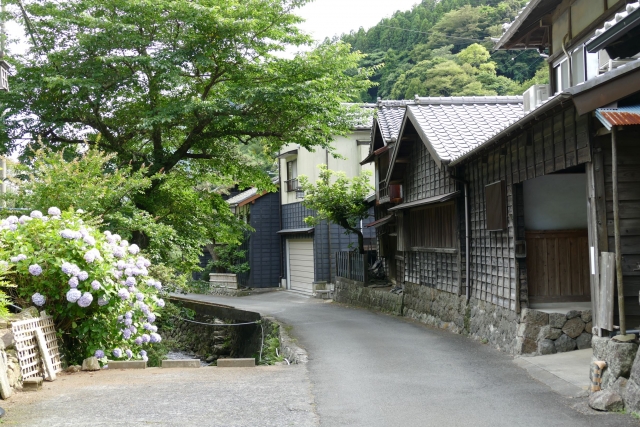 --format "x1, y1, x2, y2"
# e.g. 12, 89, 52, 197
374, 100, 412, 143
407, 96, 524, 164
226, 187, 258, 205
